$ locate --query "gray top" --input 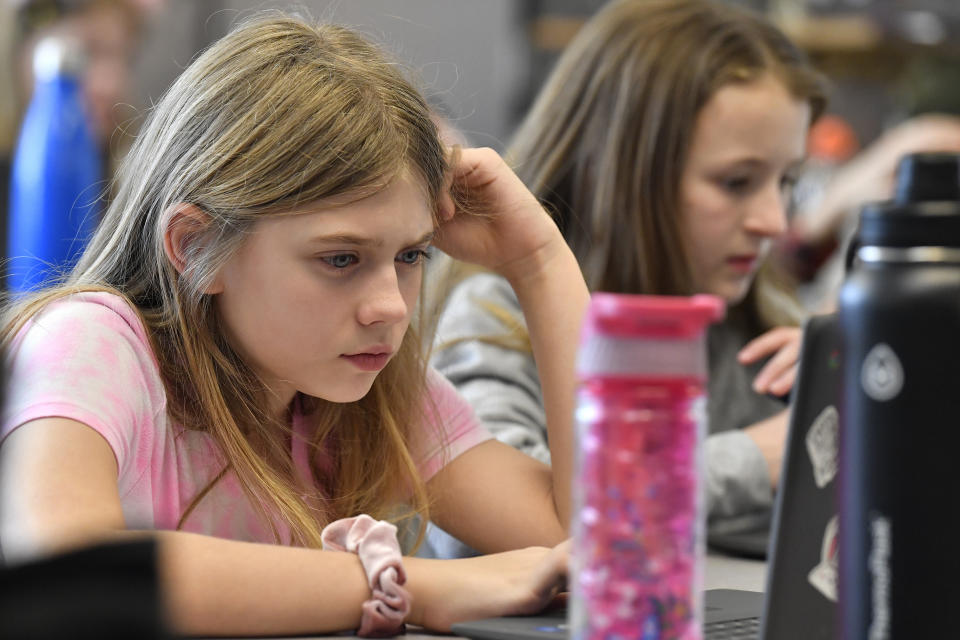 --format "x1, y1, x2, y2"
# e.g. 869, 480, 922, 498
424, 273, 784, 557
